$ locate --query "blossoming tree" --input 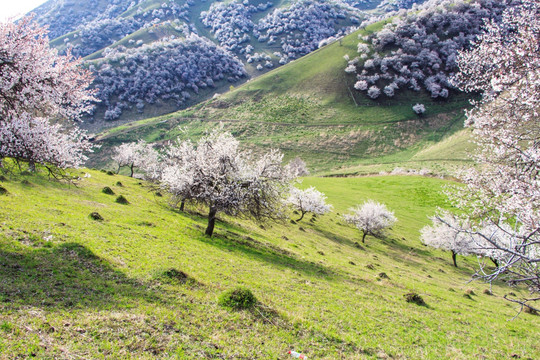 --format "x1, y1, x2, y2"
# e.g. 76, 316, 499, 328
0, 17, 96, 173
160, 129, 292, 236
450, 0, 540, 310
344, 200, 397, 243
287, 186, 332, 222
